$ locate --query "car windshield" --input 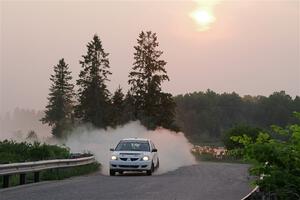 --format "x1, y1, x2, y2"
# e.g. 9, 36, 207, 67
115, 141, 150, 152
